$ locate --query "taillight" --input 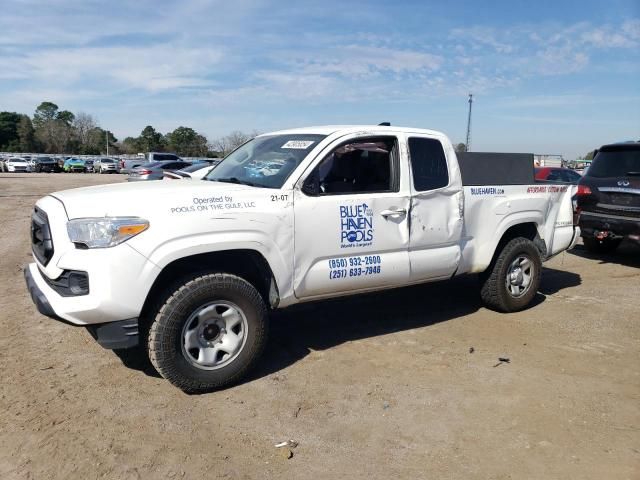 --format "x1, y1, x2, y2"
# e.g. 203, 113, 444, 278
576, 185, 592, 196
139, 169, 152, 175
